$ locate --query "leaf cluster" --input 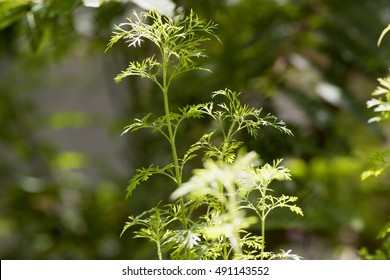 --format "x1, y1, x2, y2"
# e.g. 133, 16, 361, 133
209, 89, 292, 139
189, 89, 292, 164
239, 159, 303, 219
121, 204, 177, 260
171, 152, 303, 259
367, 77, 390, 123
123, 89, 292, 198
361, 150, 390, 180
106, 9, 218, 88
